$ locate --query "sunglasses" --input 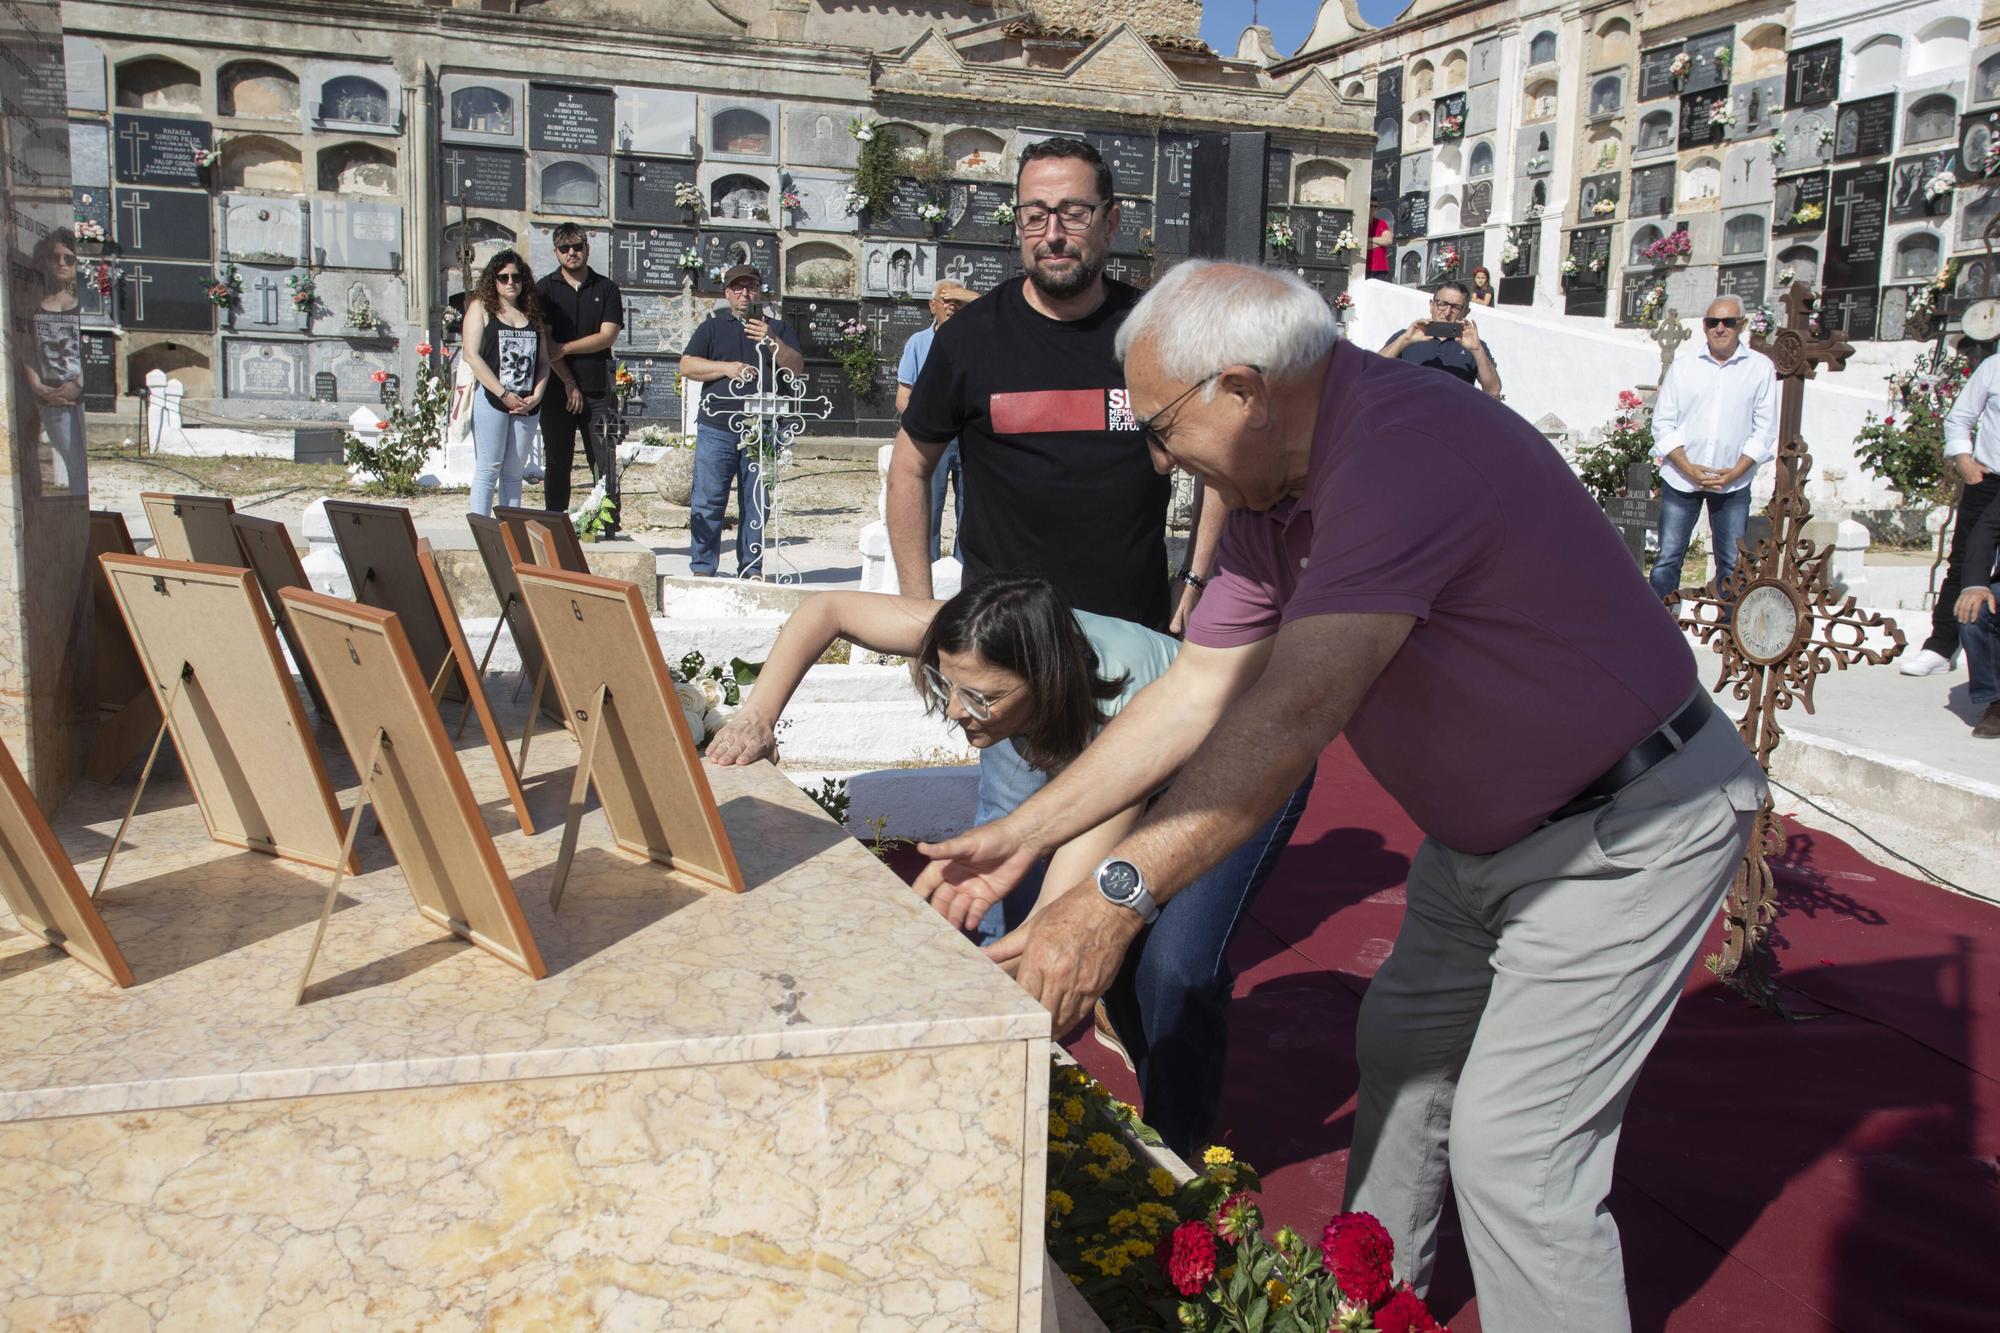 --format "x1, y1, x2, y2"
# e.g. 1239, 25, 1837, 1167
495, 272, 524, 283
1704, 317, 1742, 329
555, 242, 586, 254
921, 663, 1018, 721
